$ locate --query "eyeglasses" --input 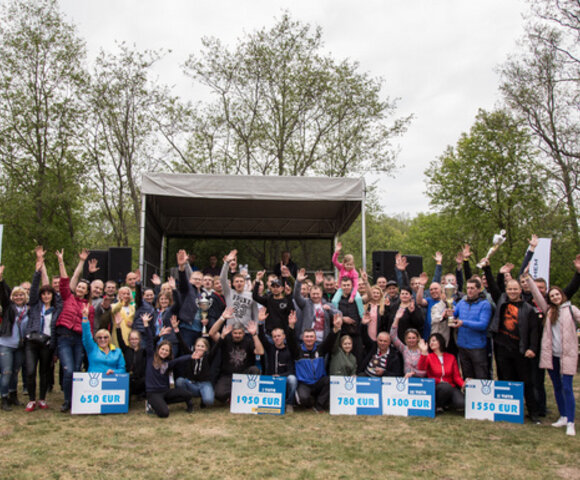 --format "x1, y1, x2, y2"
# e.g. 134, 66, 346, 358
96, 336, 109, 340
